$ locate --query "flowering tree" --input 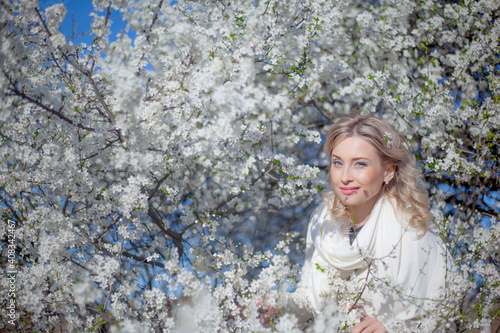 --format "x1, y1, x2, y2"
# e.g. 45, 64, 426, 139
0, 0, 499, 332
